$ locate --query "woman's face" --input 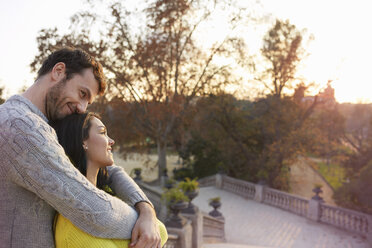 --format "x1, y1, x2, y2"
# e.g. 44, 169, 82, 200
83, 117, 115, 168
